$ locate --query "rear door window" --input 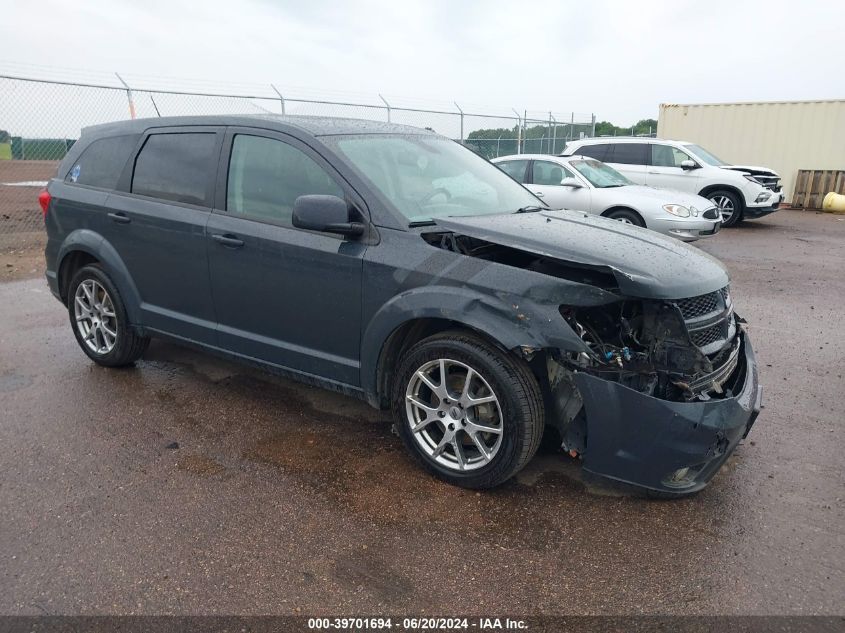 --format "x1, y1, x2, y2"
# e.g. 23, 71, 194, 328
226, 134, 343, 226
607, 143, 649, 165
496, 159, 529, 182
65, 134, 140, 189
131, 133, 217, 206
